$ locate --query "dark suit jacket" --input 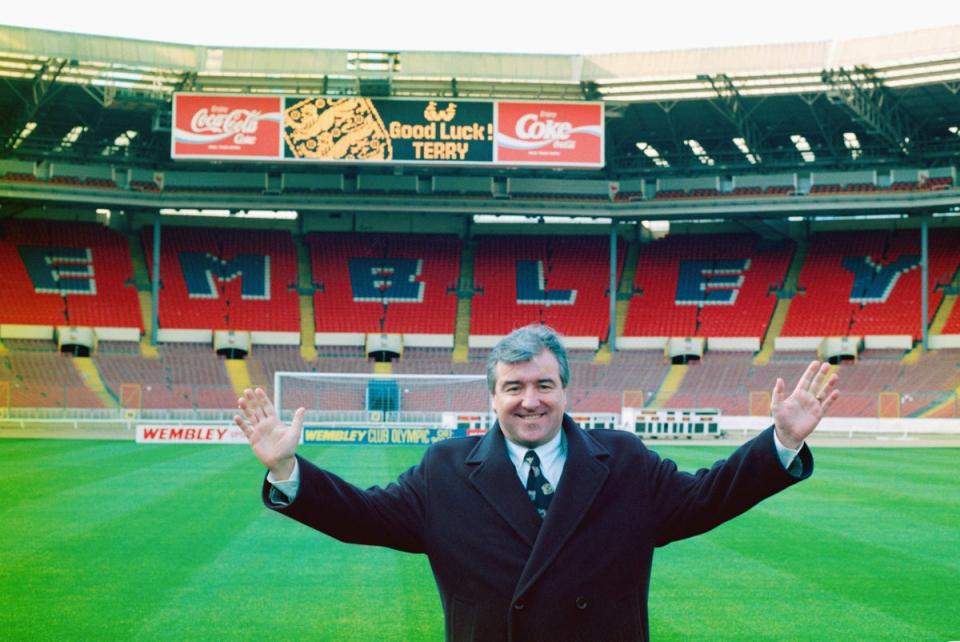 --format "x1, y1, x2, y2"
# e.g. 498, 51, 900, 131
263, 415, 812, 641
